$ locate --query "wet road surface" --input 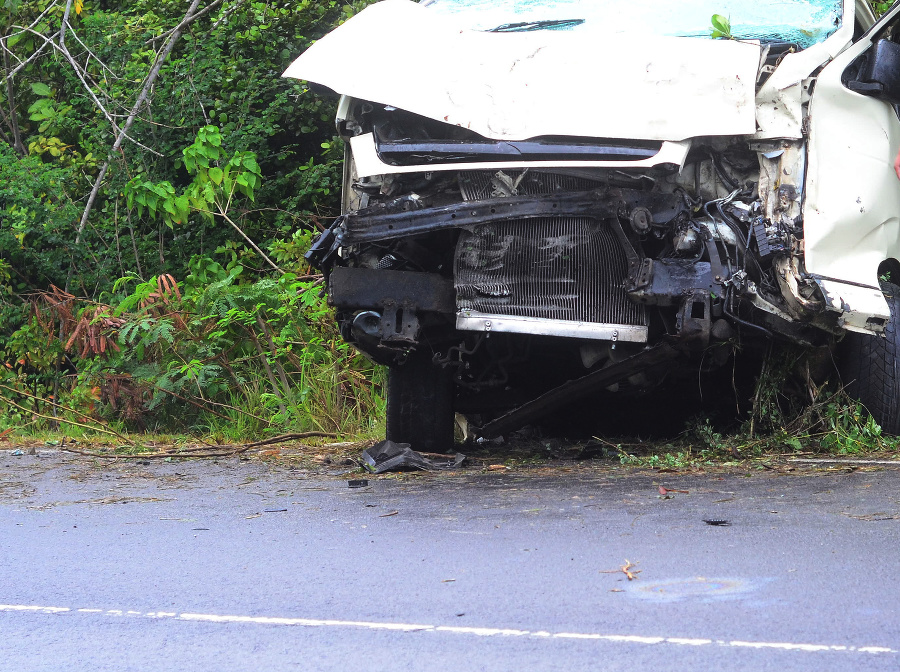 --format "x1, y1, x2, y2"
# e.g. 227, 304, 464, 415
1, 450, 898, 670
